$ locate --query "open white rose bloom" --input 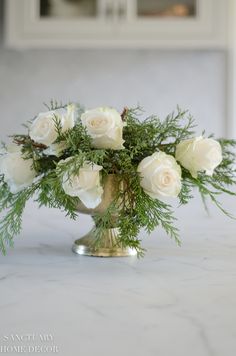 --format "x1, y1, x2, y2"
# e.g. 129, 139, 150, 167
138, 152, 182, 199
175, 136, 223, 178
29, 104, 75, 147
61, 160, 103, 209
0, 147, 36, 194
81, 107, 125, 150
0, 103, 235, 256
